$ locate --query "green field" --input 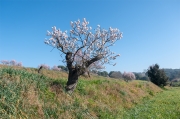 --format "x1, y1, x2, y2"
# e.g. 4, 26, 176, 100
123, 87, 180, 119
0, 65, 180, 118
